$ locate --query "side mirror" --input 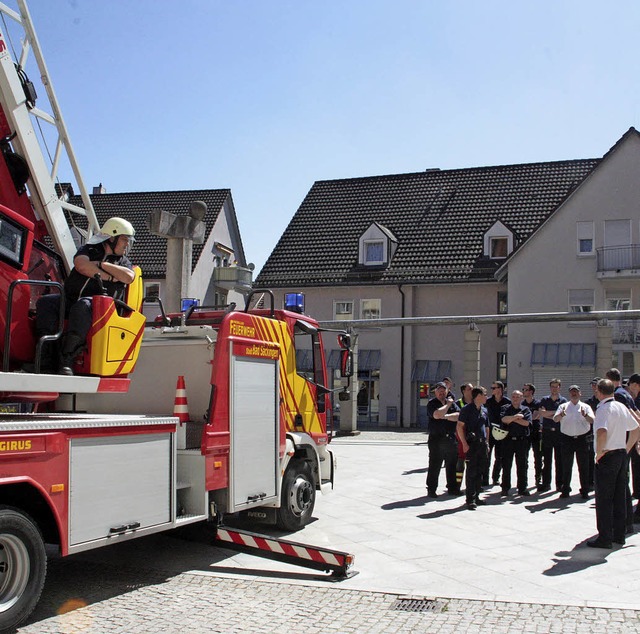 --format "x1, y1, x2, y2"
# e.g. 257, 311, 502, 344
338, 333, 351, 349
338, 389, 351, 402
340, 349, 353, 378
